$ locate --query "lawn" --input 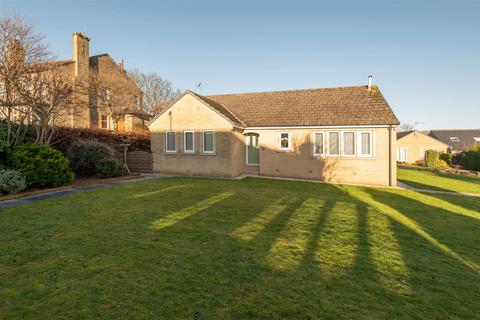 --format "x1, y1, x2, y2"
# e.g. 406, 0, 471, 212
398, 167, 480, 194
1, 177, 479, 319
